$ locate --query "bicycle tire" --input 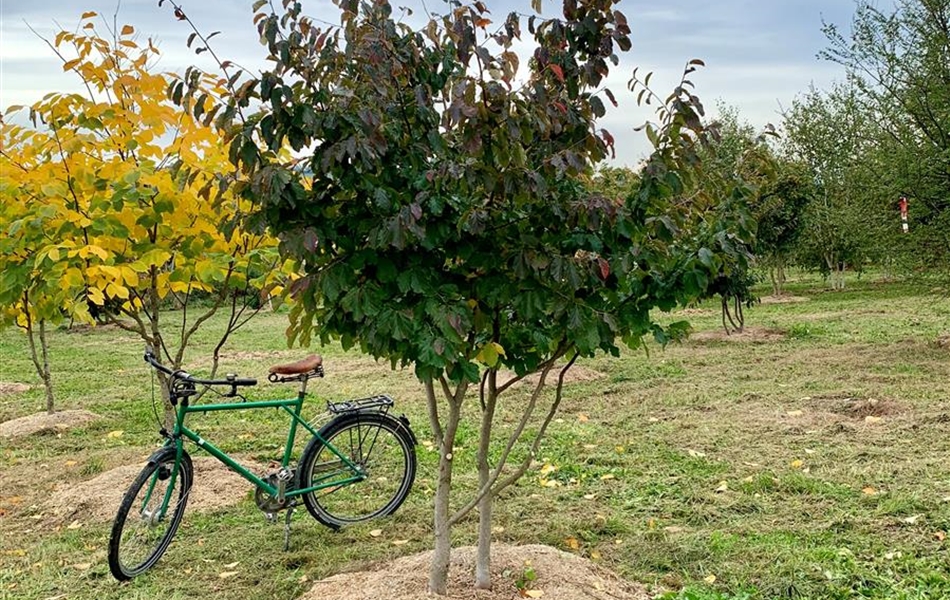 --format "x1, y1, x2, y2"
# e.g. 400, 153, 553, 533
108, 450, 192, 580
298, 412, 416, 529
